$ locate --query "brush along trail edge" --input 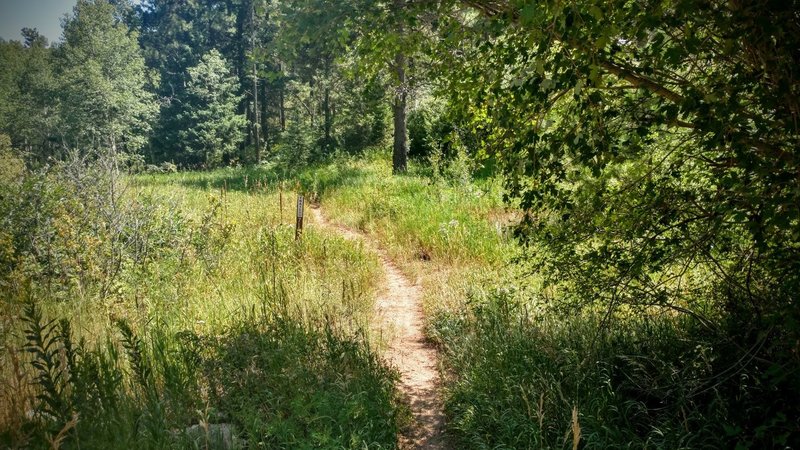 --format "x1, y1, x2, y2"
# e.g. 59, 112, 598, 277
309, 205, 448, 450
